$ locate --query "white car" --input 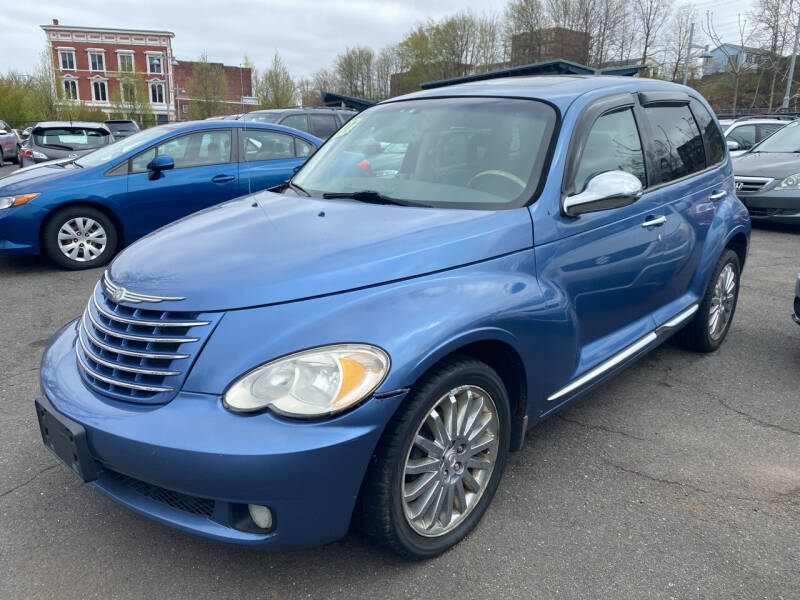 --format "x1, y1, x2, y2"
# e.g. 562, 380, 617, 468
724, 117, 792, 157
